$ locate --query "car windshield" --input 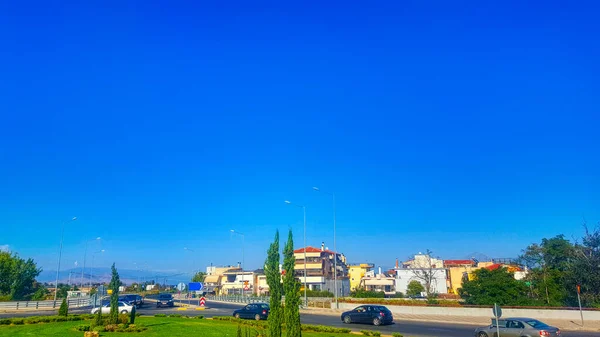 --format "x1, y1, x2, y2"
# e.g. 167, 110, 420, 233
159, 295, 172, 299
525, 319, 550, 329
259, 304, 269, 309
